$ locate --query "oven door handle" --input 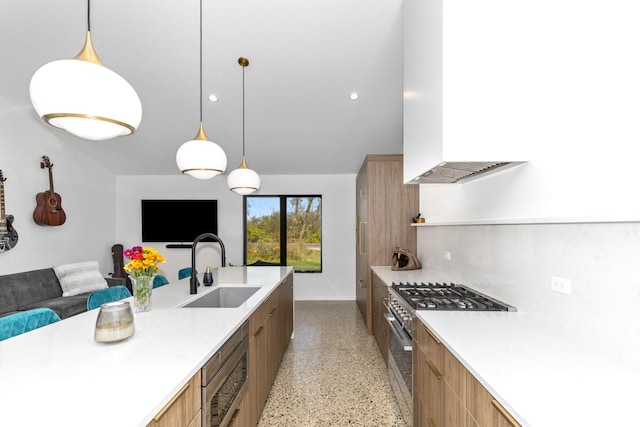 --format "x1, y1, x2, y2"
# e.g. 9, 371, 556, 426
384, 313, 412, 351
